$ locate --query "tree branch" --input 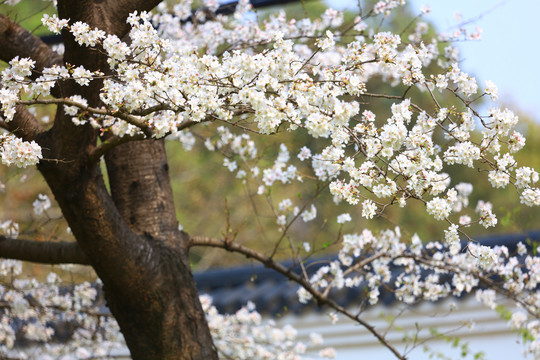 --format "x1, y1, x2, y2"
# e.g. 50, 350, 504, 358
89, 133, 146, 164
0, 236, 90, 265
0, 14, 63, 74
189, 235, 406, 360
0, 14, 61, 141
2, 105, 45, 142
18, 98, 154, 137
